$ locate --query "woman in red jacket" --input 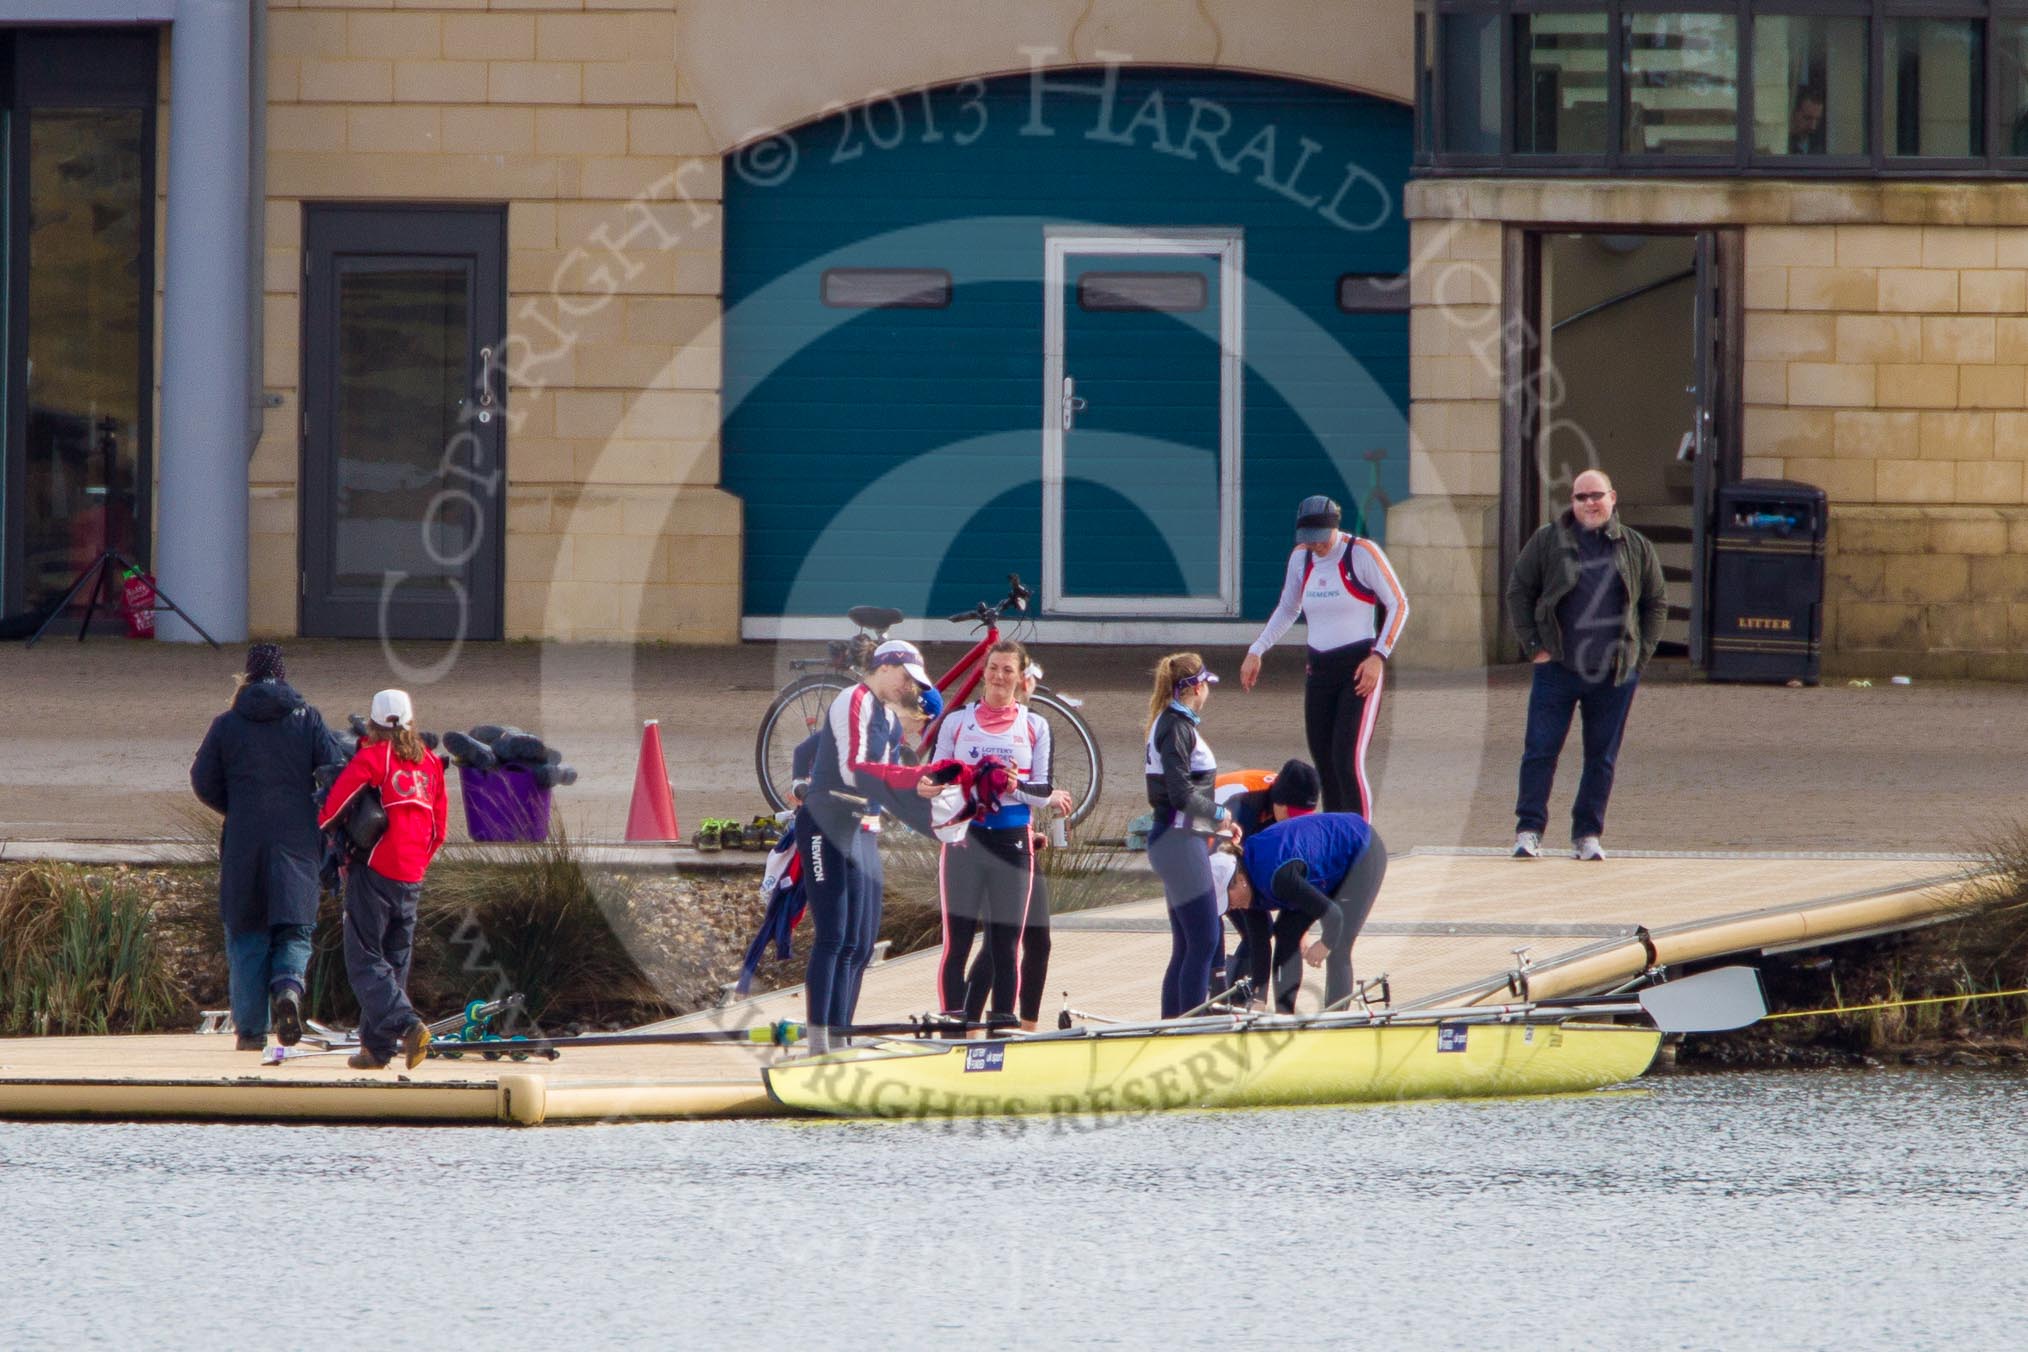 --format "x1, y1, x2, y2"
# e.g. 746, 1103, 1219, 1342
317, 688, 448, 1070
